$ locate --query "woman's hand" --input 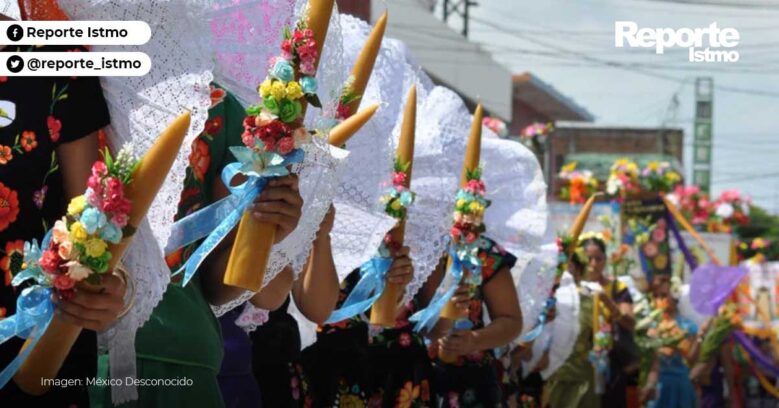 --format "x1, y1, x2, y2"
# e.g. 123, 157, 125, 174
52, 273, 126, 332
317, 204, 336, 239
450, 283, 471, 313
386, 245, 413, 286
439, 330, 479, 356
251, 174, 303, 243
